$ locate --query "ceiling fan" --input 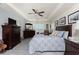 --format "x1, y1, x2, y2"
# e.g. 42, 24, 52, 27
28, 9, 45, 17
